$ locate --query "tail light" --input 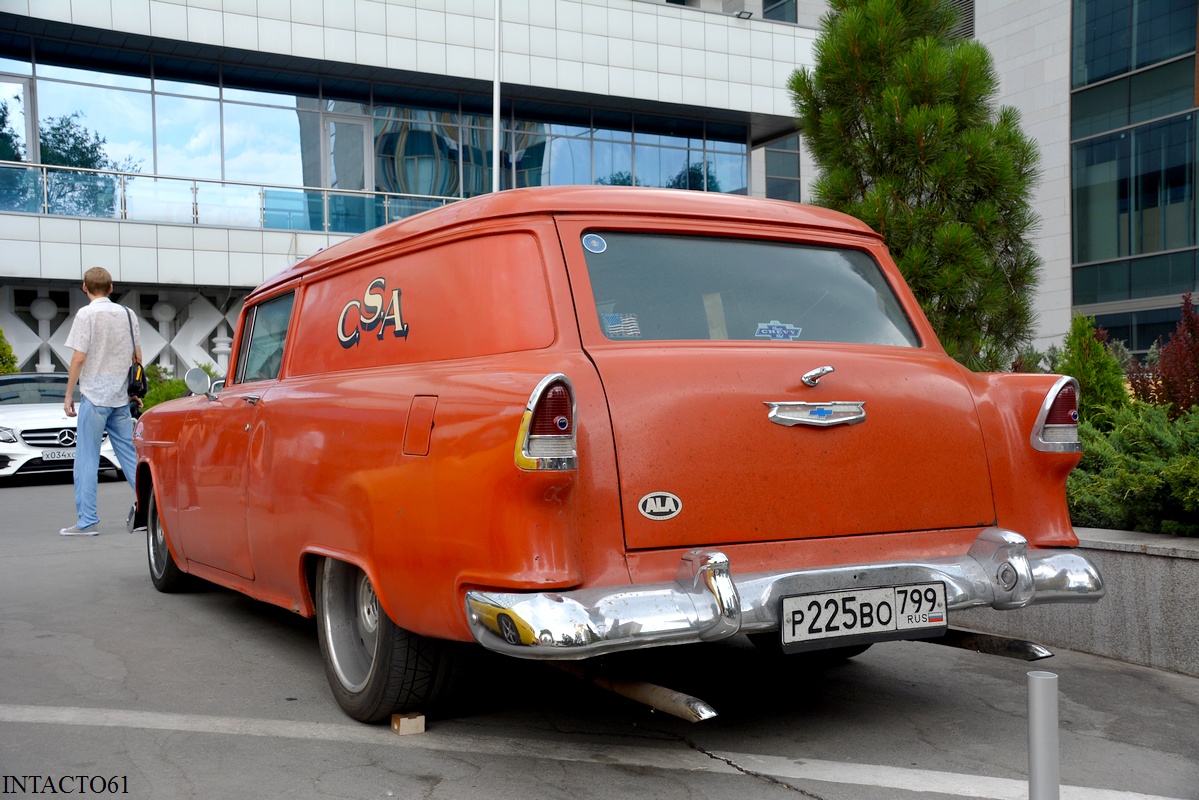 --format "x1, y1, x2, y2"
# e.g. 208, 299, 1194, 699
1030, 377, 1082, 453
515, 374, 578, 470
